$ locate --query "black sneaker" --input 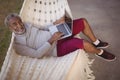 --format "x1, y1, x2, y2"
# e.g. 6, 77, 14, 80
94, 40, 109, 48
96, 50, 116, 61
